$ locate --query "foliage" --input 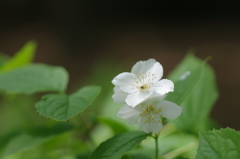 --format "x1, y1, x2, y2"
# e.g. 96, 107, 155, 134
36, 86, 101, 121
166, 54, 204, 105
0, 64, 68, 94
167, 54, 219, 134
0, 41, 239, 159
90, 131, 148, 159
0, 40, 36, 72
196, 128, 240, 159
